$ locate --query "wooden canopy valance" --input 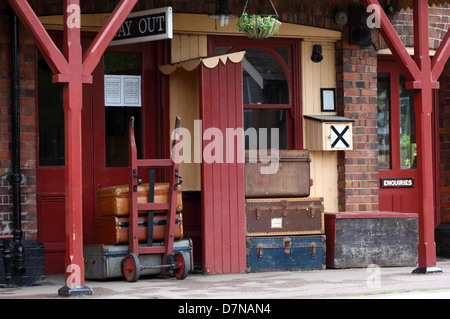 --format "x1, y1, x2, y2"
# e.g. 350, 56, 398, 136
398, 0, 449, 9
159, 51, 245, 75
